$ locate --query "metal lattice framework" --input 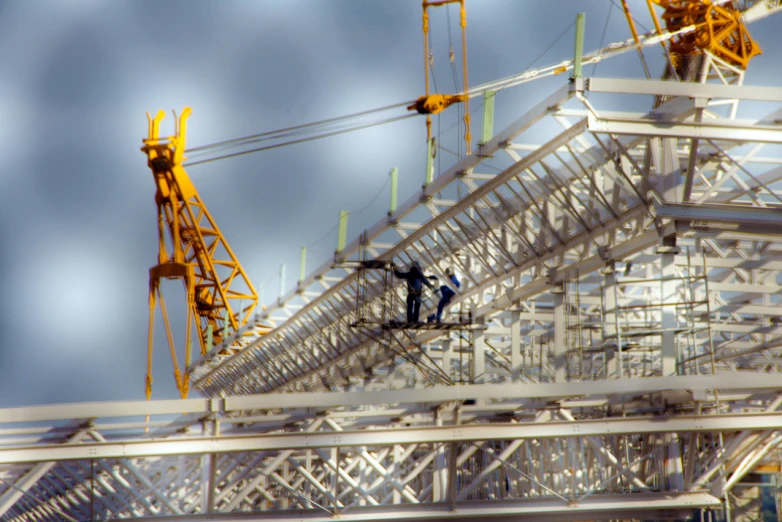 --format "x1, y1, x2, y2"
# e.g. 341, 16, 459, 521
0, 374, 781, 521
3, 66, 781, 521
5, 2, 782, 514
190, 71, 782, 398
